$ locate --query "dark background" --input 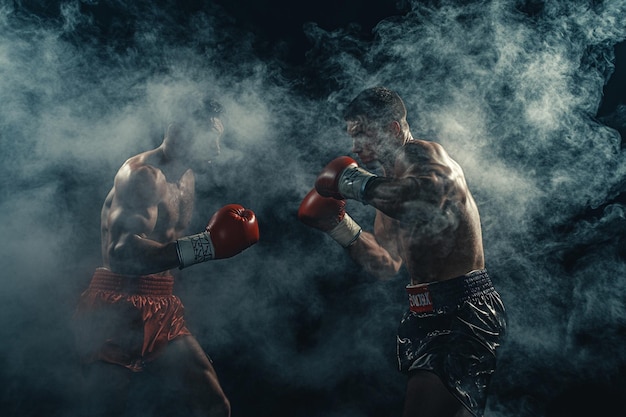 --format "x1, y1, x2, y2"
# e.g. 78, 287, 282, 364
1, 1, 626, 416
